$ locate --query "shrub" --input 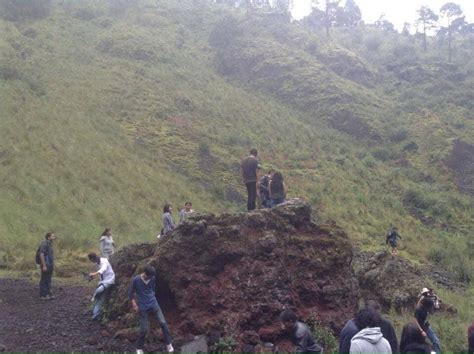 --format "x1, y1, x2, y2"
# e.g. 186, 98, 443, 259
402, 188, 431, 210
210, 335, 236, 352
306, 316, 337, 353
0, 0, 52, 21
403, 141, 419, 153
371, 148, 397, 161
389, 129, 409, 143
365, 36, 382, 52
209, 16, 243, 49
